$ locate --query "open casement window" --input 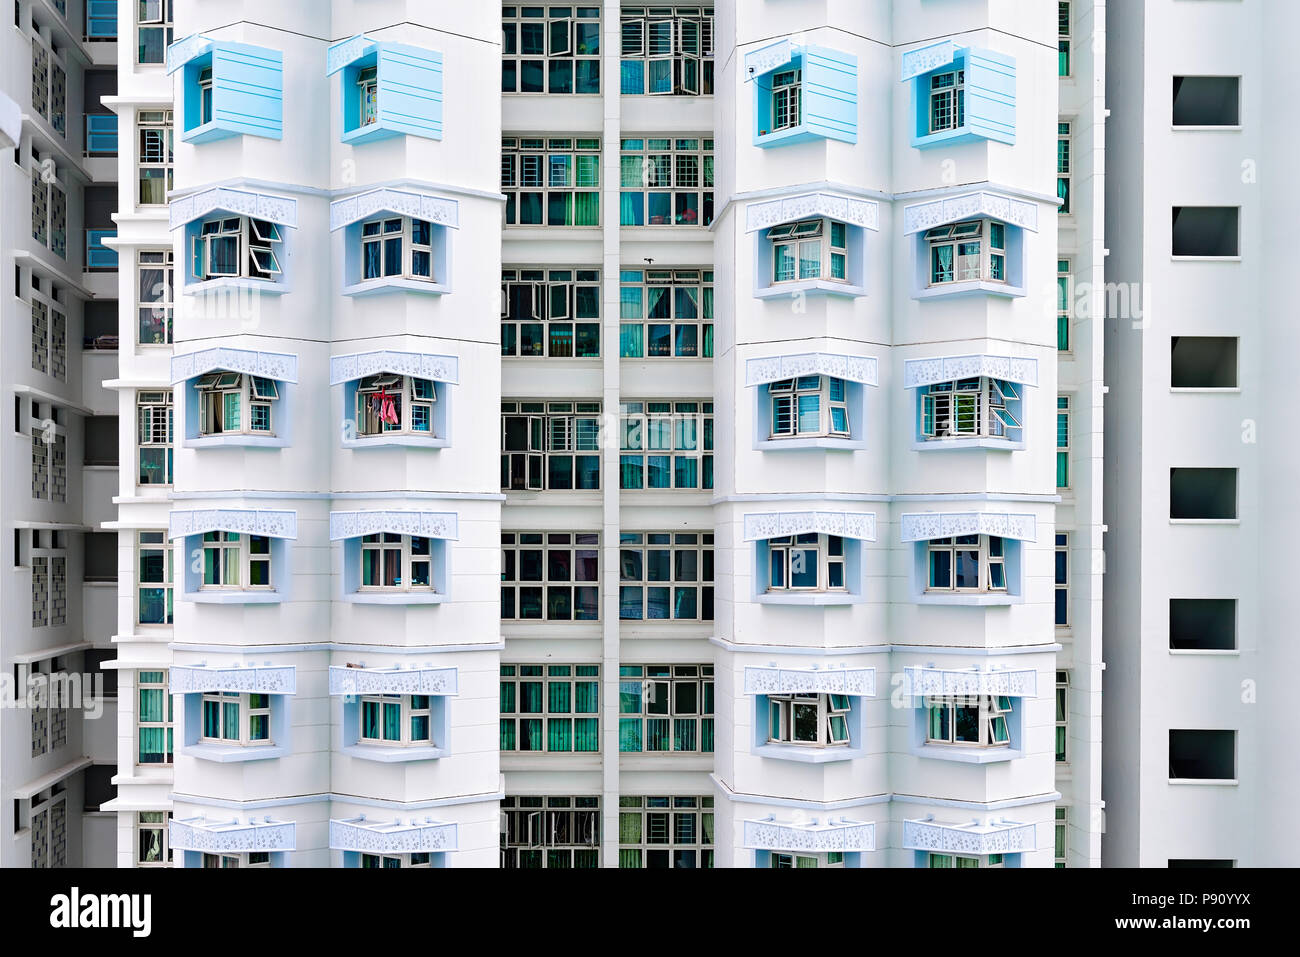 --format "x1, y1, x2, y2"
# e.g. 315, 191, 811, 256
929, 69, 965, 133
500, 797, 601, 869
767, 533, 846, 591
197, 67, 214, 124
360, 533, 433, 591
925, 695, 1013, 748
772, 69, 802, 131
501, 137, 601, 226
361, 853, 432, 868
926, 535, 1007, 592
360, 216, 434, 283
768, 693, 852, 747
358, 66, 378, 127
195, 371, 279, 436
500, 267, 601, 358
355, 374, 435, 437
921, 377, 1021, 440
768, 218, 848, 283
773, 852, 846, 869
359, 694, 434, 747
199, 692, 271, 746
502, 7, 601, 95
192, 215, 283, 281
925, 219, 1005, 285
137, 0, 173, 65
200, 532, 272, 589
769, 376, 850, 438
619, 10, 712, 96
618, 665, 715, 753
618, 269, 714, 358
